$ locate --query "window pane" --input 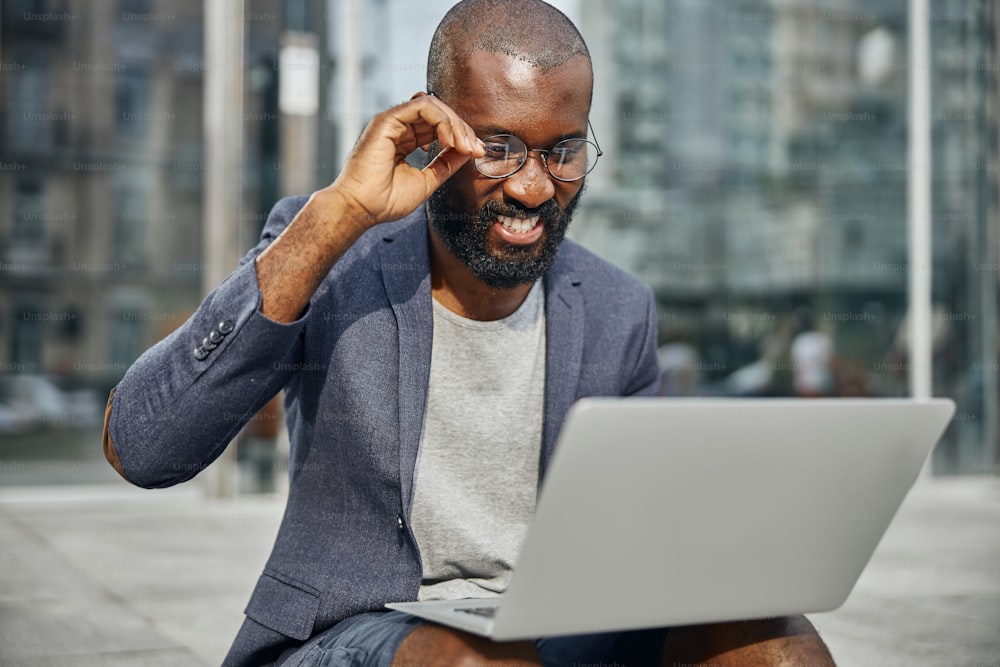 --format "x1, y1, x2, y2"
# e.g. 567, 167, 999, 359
571, 0, 997, 474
